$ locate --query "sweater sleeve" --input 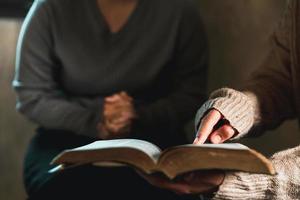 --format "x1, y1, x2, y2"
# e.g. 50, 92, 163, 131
134, 0, 208, 138
212, 145, 300, 200
13, 0, 103, 138
195, 0, 297, 138
195, 1, 300, 199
